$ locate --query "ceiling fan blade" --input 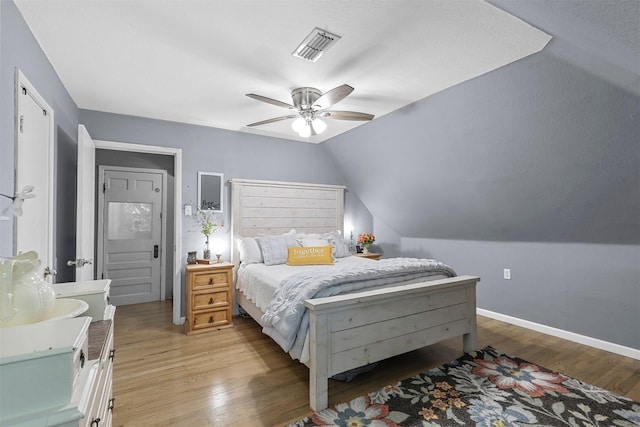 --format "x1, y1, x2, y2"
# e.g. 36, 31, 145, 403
312, 84, 354, 110
247, 115, 298, 127
246, 93, 295, 109
320, 110, 375, 121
